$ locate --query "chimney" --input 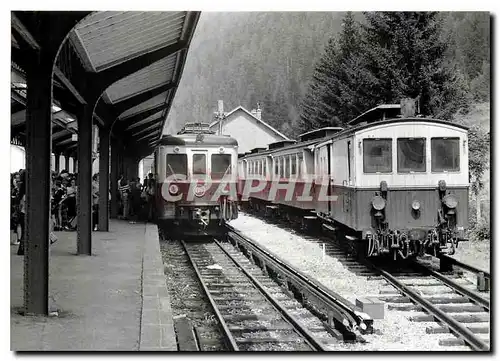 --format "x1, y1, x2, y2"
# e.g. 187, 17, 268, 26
255, 103, 262, 120
250, 103, 262, 120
